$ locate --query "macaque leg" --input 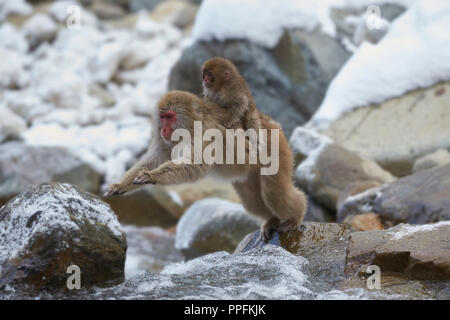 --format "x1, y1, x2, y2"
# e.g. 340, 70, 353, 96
260, 173, 307, 234
133, 162, 210, 186
233, 170, 279, 242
